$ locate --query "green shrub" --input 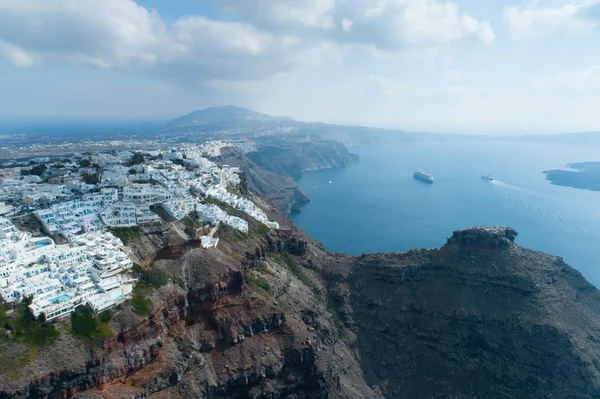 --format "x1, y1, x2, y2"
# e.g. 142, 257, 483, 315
108, 226, 141, 245
132, 262, 144, 274
281, 252, 313, 288
71, 306, 111, 339
245, 273, 272, 295
132, 280, 153, 316
82, 174, 99, 185
0, 303, 59, 346
146, 268, 169, 288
